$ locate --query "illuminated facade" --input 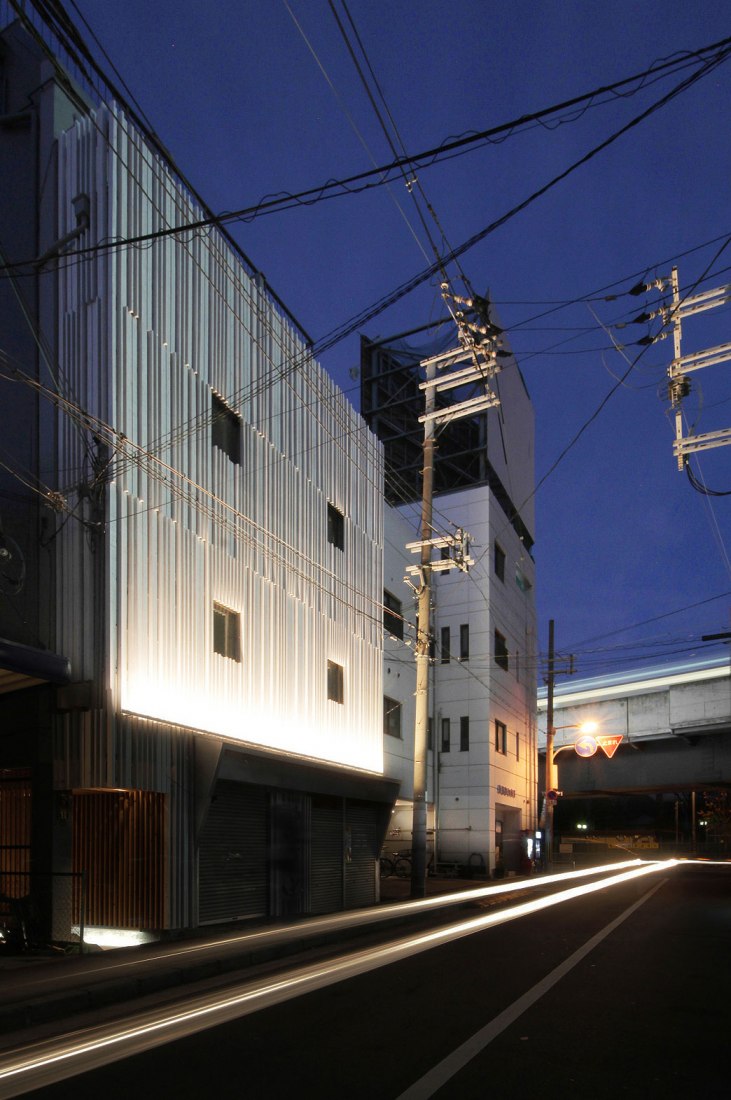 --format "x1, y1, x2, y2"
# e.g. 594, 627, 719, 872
0, 21, 395, 941
366, 333, 539, 874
